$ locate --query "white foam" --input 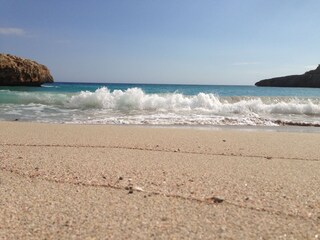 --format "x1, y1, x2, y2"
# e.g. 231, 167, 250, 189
2, 87, 320, 126
67, 87, 224, 111
65, 87, 320, 116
